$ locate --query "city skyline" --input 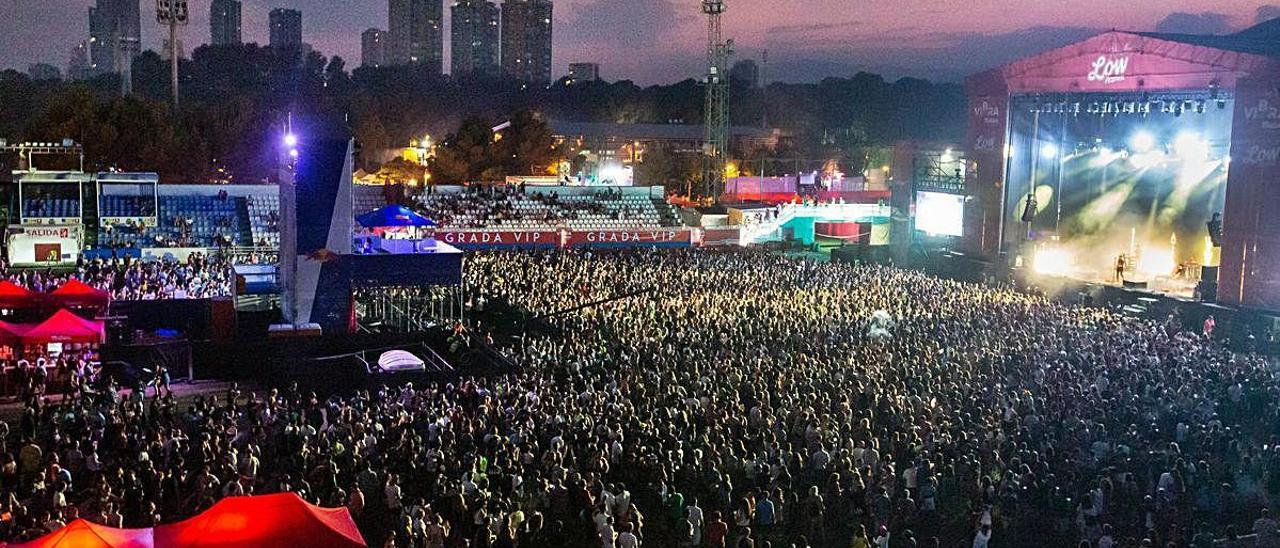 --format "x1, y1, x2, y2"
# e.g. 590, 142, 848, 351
3, 0, 1280, 84
451, 0, 500, 78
